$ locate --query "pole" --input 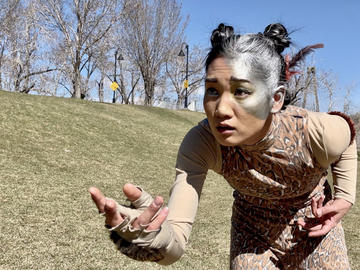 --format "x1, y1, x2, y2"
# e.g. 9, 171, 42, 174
113, 50, 117, 103
185, 44, 189, 108
312, 67, 319, 112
